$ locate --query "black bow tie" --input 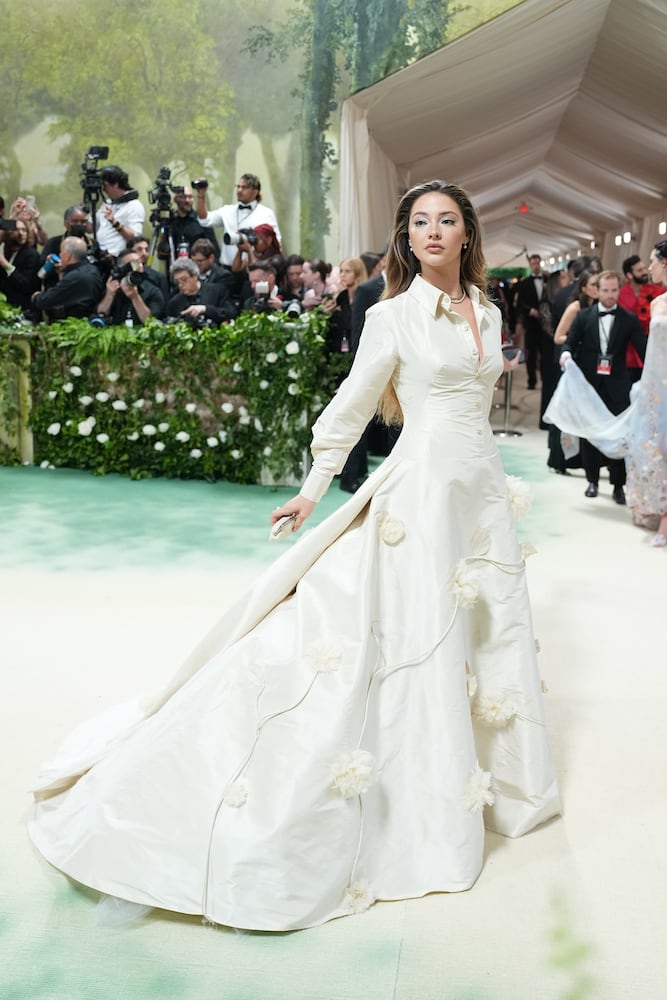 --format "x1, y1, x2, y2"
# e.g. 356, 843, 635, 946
238, 203, 252, 211
599, 309, 616, 317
